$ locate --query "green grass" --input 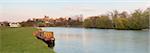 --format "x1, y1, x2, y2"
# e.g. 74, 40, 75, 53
0, 27, 55, 53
